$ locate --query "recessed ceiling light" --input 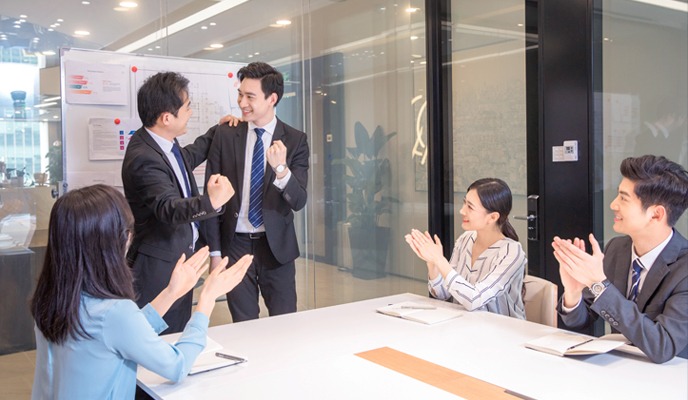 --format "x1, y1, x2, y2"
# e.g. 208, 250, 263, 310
57, 19, 63, 22
19, 19, 26, 23
254, 52, 260, 55
42, 50, 56, 56
53, 115, 59, 119
74, 30, 90, 36
517, 23, 524, 27
54, 23, 60, 26
248, 54, 253, 58
82, 1, 90, 4
275, 19, 291, 26
20, 14, 27, 18
13, 25, 20, 29
209, 43, 223, 48
406, 7, 420, 13
47, 28, 54, 32
119, 1, 138, 8
201, 26, 208, 30
410, 35, 418, 40
209, 22, 216, 26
